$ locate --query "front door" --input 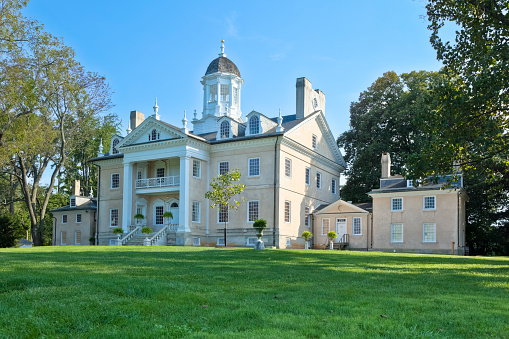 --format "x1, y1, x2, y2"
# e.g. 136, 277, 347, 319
170, 202, 179, 226
336, 218, 347, 243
